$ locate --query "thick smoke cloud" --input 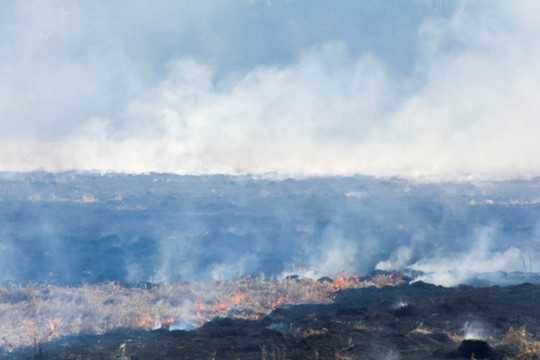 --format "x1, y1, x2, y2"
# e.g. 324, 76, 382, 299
1, 1, 539, 179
